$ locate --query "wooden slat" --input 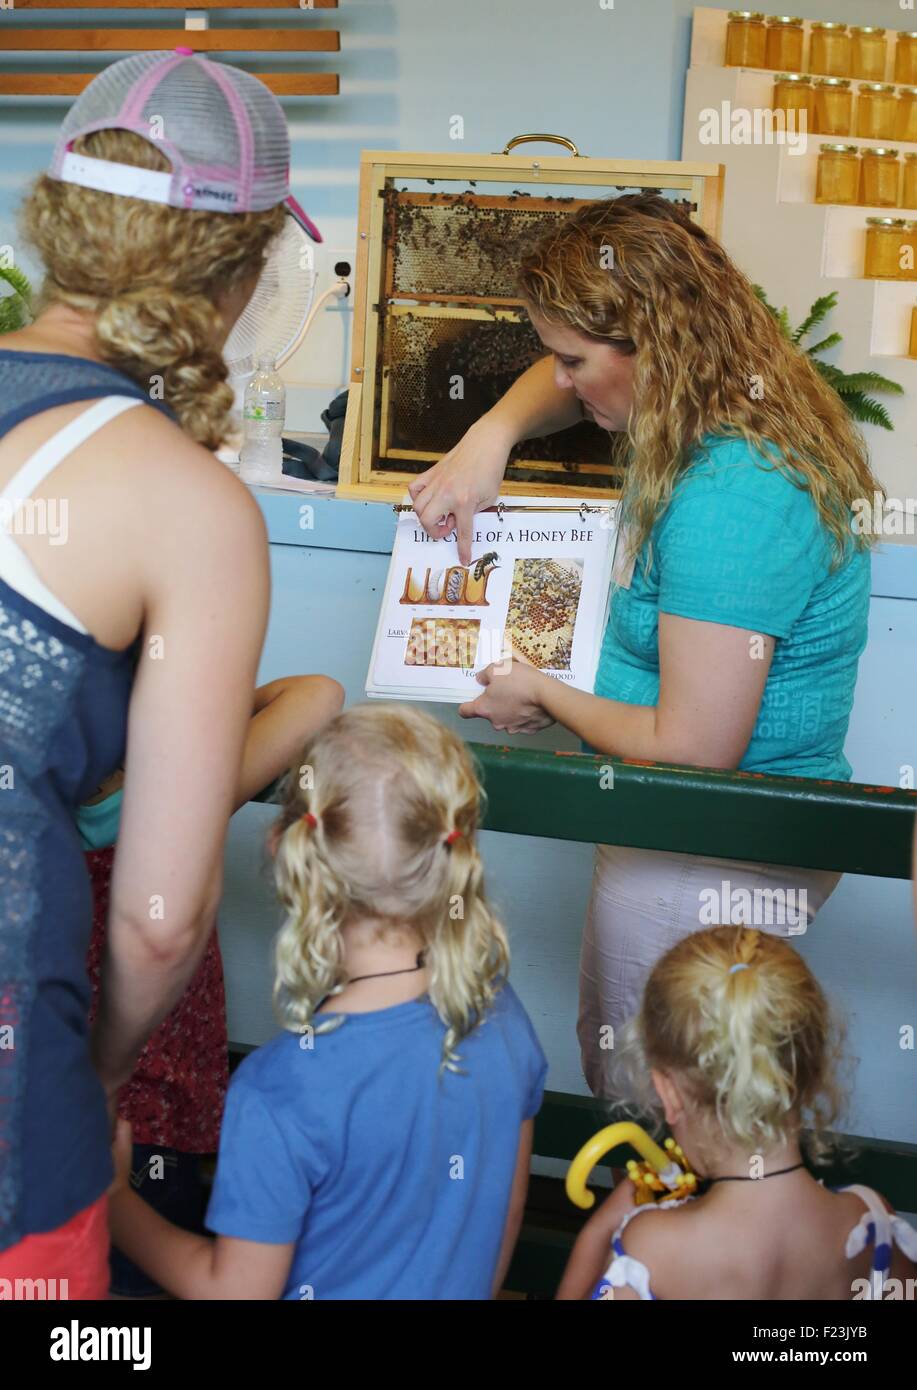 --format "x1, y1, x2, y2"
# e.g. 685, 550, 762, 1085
2, 29, 340, 51
0, 72, 339, 96
14, 1, 337, 7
